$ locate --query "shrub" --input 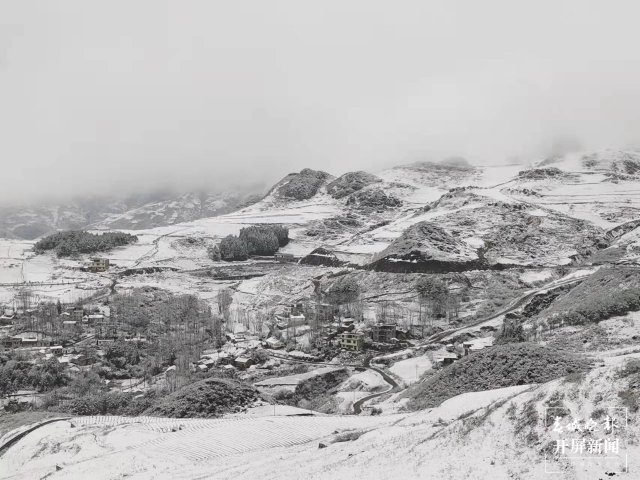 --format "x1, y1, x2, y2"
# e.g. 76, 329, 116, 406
104, 342, 141, 370
143, 377, 259, 418
65, 391, 131, 415
514, 401, 539, 435
67, 371, 105, 397
495, 318, 526, 344
207, 244, 221, 261
326, 277, 361, 306
402, 343, 591, 410
544, 391, 570, 424
563, 372, 586, 384
219, 235, 249, 261
618, 358, 640, 378
333, 430, 366, 442
549, 288, 640, 326
273, 388, 294, 401
250, 349, 270, 364
0, 357, 69, 393
618, 389, 639, 412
